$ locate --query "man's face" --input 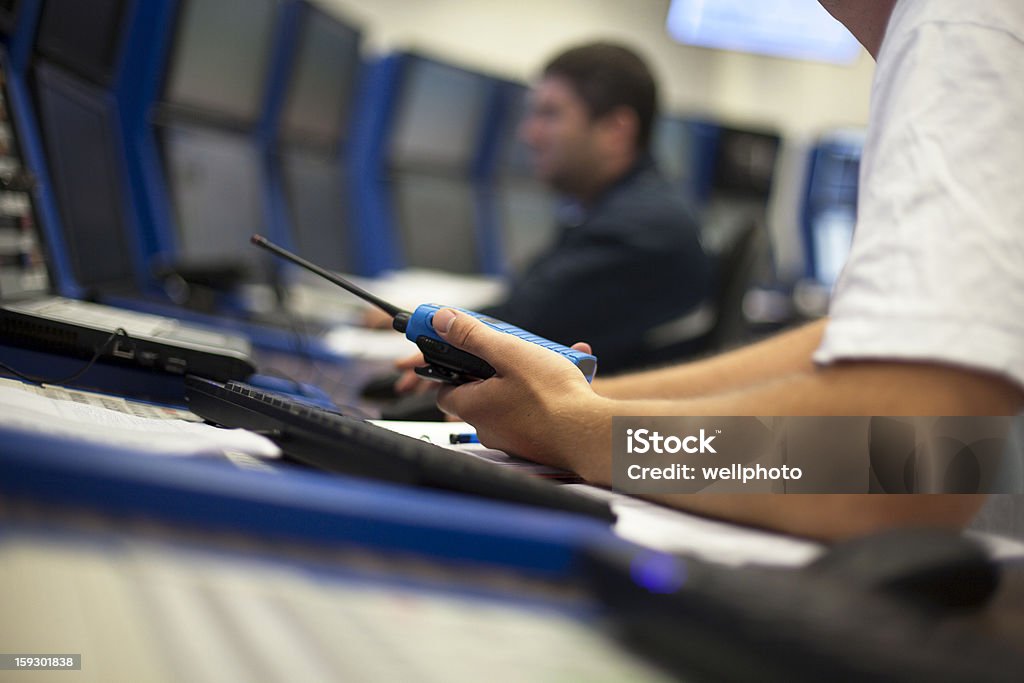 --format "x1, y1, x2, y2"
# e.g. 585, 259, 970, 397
518, 76, 601, 195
